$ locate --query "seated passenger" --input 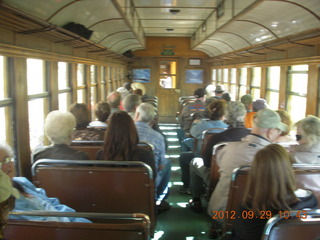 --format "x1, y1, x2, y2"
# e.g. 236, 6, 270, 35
69, 103, 104, 140
32, 111, 89, 162
123, 94, 142, 119
290, 115, 320, 163
96, 111, 156, 177
107, 91, 122, 117
178, 88, 206, 137
240, 94, 255, 129
187, 99, 229, 156
0, 168, 18, 239
208, 109, 287, 218
116, 82, 132, 100
0, 143, 90, 223
134, 103, 171, 212
233, 144, 317, 240
274, 109, 294, 143
187, 101, 250, 212
89, 101, 110, 128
